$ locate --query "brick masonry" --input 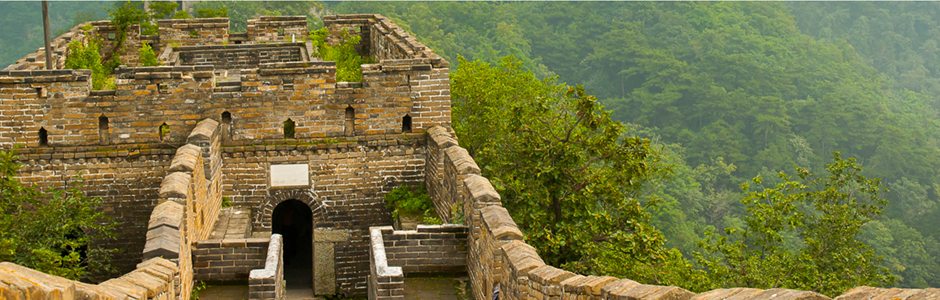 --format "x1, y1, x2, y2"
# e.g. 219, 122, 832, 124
192, 238, 269, 284
175, 43, 307, 70
380, 224, 468, 275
